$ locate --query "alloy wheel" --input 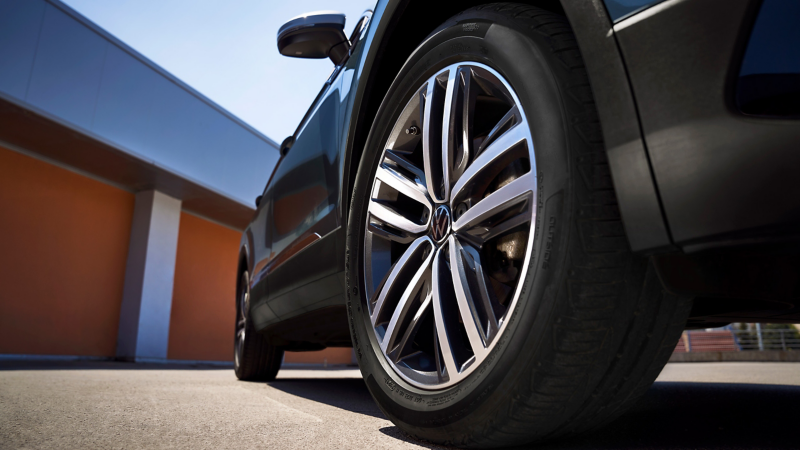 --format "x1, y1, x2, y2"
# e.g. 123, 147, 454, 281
363, 62, 537, 389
